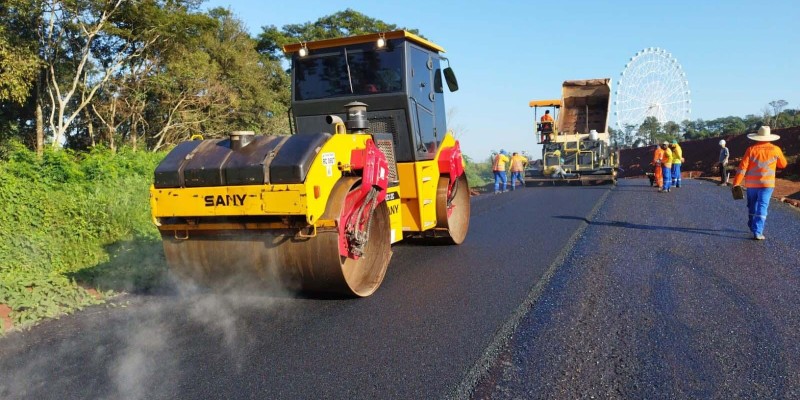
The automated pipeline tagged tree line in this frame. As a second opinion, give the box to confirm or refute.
[610,100,799,148]
[0,2,411,155]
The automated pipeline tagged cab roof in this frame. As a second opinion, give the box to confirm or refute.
[283,30,445,54]
[528,99,561,108]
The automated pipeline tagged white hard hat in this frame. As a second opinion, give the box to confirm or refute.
[719,139,726,146]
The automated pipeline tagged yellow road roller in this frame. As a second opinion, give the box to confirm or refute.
[149,31,469,297]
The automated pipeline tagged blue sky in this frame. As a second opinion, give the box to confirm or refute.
[205,0,799,160]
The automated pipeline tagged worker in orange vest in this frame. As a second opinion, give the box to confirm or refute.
[509,152,528,190]
[541,110,554,123]
[732,126,787,240]
[492,150,510,194]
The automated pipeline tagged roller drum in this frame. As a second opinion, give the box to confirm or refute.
[162,181,392,297]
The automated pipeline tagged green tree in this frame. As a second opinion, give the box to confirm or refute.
[663,121,680,137]
[0,0,44,151]
[638,116,662,144]
[85,0,213,150]
[143,8,289,150]
[0,25,38,105]
[769,100,788,128]
[37,0,154,148]
[608,126,621,148]
[742,114,764,133]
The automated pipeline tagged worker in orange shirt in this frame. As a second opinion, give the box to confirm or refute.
[652,143,665,191]
[732,126,787,240]
[540,110,555,143]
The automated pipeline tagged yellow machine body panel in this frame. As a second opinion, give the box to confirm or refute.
[150,184,307,217]
[394,133,459,233]
[151,133,379,226]
[385,187,402,244]
[149,132,445,245]
[528,99,561,108]
[283,30,445,54]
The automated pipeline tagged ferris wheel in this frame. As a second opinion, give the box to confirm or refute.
[615,47,691,130]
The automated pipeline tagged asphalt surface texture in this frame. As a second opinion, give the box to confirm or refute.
[0,184,608,400]
[473,178,800,399]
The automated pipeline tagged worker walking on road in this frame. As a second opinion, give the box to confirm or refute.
[718,139,730,186]
[670,139,684,188]
[509,152,528,190]
[493,150,510,194]
[732,126,787,240]
[659,141,673,192]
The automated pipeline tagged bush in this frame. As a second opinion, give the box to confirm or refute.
[0,145,166,332]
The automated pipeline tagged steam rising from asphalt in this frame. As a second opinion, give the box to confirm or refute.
[0,271,293,400]
[106,275,290,400]
[113,320,171,400]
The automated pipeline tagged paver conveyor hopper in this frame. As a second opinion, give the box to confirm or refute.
[527,79,618,185]
[149,31,469,296]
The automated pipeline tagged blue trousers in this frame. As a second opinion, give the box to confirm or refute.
[746,187,774,236]
[671,164,682,187]
[661,165,672,190]
[494,171,507,193]
[510,171,524,189]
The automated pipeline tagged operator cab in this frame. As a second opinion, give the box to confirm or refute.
[284,31,458,163]
[528,99,561,144]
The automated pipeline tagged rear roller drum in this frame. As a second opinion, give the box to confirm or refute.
[435,174,470,244]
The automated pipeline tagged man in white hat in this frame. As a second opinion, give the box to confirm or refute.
[731,126,788,240]
[718,139,730,186]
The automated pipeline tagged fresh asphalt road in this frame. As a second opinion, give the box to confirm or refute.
[0,184,608,400]
[474,178,800,399]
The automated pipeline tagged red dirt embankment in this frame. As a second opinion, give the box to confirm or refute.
[619,127,800,206]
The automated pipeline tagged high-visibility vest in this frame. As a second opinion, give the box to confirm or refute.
[541,114,553,122]
[660,148,673,167]
[653,147,664,165]
[510,155,528,172]
[733,142,787,188]
[493,154,509,172]
[671,144,683,164]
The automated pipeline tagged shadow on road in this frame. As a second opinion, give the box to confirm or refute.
[554,215,750,239]
[68,235,171,294]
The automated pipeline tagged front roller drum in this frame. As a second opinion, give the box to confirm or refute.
[161,180,392,297]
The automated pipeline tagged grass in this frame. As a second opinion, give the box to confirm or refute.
[0,142,168,333]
